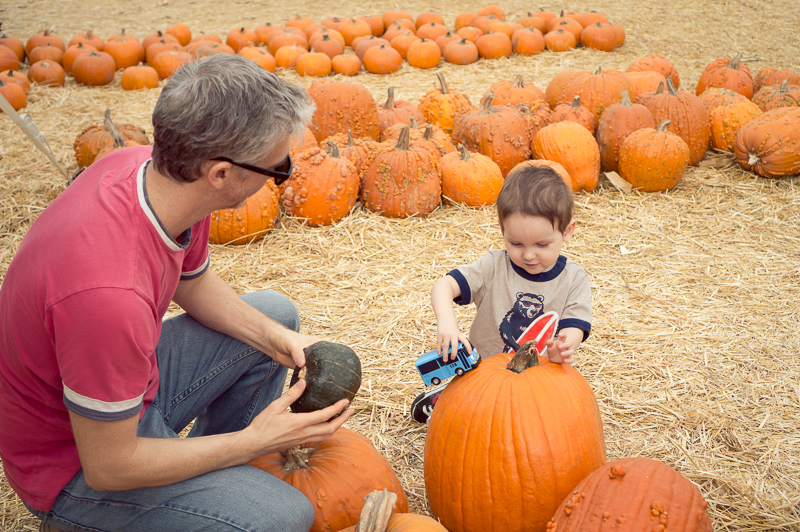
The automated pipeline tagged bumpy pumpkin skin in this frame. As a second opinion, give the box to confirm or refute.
[424,346,606,532]
[560,66,634,122]
[545,457,713,532]
[249,427,410,532]
[596,91,655,172]
[733,107,800,178]
[696,53,754,99]
[209,180,280,245]
[618,121,690,192]
[751,79,800,112]
[418,71,474,135]
[533,121,601,192]
[73,115,149,168]
[626,54,681,88]
[307,80,381,142]
[289,341,361,413]
[282,144,360,227]
[709,101,762,152]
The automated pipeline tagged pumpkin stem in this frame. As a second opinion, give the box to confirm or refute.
[656,119,671,132]
[779,79,789,94]
[409,116,418,129]
[728,52,742,70]
[103,109,127,149]
[384,87,396,110]
[480,91,495,114]
[346,130,355,147]
[326,140,340,158]
[595,65,603,75]
[436,71,450,94]
[396,126,410,151]
[422,123,434,140]
[282,445,314,471]
[353,490,397,532]
[571,95,582,108]
[457,143,471,160]
[747,151,760,166]
[655,81,665,94]
[506,341,541,373]
[513,74,525,88]
[666,77,678,96]
[620,90,631,106]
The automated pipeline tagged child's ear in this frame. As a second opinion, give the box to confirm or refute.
[498,217,504,234]
[562,219,577,241]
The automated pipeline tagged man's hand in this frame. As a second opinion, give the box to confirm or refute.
[242,379,354,456]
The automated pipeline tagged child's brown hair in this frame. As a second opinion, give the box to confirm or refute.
[496,165,574,233]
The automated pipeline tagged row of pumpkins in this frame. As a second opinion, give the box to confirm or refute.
[68,52,800,245]
[0,5,626,98]
[245,342,713,532]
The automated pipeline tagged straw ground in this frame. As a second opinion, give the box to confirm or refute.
[1,0,799,530]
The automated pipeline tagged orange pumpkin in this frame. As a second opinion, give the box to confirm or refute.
[698,87,750,115]
[0,69,30,93]
[488,74,545,109]
[104,30,145,69]
[545,457,713,532]
[363,44,403,74]
[0,78,26,112]
[290,126,319,156]
[452,92,531,177]
[27,60,65,86]
[510,27,545,55]
[618,120,690,192]
[151,49,189,79]
[442,38,479,65]
[28,43,64,65]
[360,126,441,218]
[517,101,552,146]
[440,144,503,207]
[295,51,332,77]
[331,53,362,76]
[310,34,343,59]
[550,95,595,133]
[62,42,97,74]
[434,32,460,54]
[72,51,116,86]
[0,32,25,62]
[359,15,385,37]
[696,52,754,99]
[416,123,456,157]
[544,29,576,52]
[73,109,149,168]
[626,54,680,88]
[418,72,474,136]
[322,130,376,175]
[225,26,258,52]
[166,23,192,46]
[307,80,381,142]
[274,43,306,69]
[751,79,800,112]
[639,78,711,166]
[415,22,449,41]
[337,490,447,532]
[733,107,800,178]
[533,121,601,192]
[121,65,159,90]
[378,87,426,138]
[579,22,617,51]
[237,46,276,72]
[282,143,359,226]
[475,31,512,59]
[250,427,409,532]
[354,36,391,60]
[560,66,634,122]
[544,70,579,108]
[624,70,667,101]
[25,29,65,57]
[406,38,441,69]
[209,180,281,245]
[517,12,548,33]
[68,29,105,51]
[710,100,762,152]
[753,66,800,92]
[596,91,655,172]
[424,343,606,532]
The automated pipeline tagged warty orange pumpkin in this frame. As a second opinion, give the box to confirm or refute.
[618,120,690,192]
[307,80,381,142]
[733,107,800,178]
[418,71,474,136]
[596,90,656,172]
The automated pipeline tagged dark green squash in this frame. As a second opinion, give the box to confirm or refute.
[290,341,362,413]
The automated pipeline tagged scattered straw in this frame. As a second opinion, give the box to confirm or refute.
[2,0,799,530]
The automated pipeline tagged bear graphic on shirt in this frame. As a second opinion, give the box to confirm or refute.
[500,292,545,352]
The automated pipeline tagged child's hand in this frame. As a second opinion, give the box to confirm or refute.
[546,331,575,365]
[437,327,471,362]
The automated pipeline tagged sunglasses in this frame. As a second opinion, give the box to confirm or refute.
[212,155,293,186]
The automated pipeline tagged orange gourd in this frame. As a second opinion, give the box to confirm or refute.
[618,120,690,192]
[406,38,440,69]
[68,29,104,51]
[624,70,667,100]
[0,69,30,93]
[579,22,617,51]
[225,26,257,52]
[698,87,750,115]
[696,52,754,99]
[533,121,601,192]
[363,44,403,75]
[442,38,478,65]
[331,53,361,76]
[28,60,65,86]
[710,100,762,152]
[440,144,503,206]
[151,49,189,79]
[307,80,380,142]
[596,90,656,172]
[295,51,332,77]
[282,142,359,226]
[104,30,145,69]
[733,107,800,178]
[360,126,441,218]
[751,79,800,111]
[452,92,531,177]
[417,72,474,135]
[238,46,276,72]
[424,343,606,532]
[209,180,281,245]
[166,23,192,46]
[475,31,512,59]
[560,66,634,122]
[753,66,800,92]
[121,65,159,90]
[0,78,26,112]
[337,490,447,532]
[510,27,545,55]
[543,28,576,52]
[250,427,409,532]
[72,51,116,86]
[545,457,713,532]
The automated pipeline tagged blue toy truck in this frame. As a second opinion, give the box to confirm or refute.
[415,342,480,386]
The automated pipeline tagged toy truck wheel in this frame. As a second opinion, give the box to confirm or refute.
[431,377,441,385]
[456,368,465,376]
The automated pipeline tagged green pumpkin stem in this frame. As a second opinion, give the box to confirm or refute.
[506,341,541,373]
[282,445,314,471]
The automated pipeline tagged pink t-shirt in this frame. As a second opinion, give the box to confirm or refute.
[0,145,210,511]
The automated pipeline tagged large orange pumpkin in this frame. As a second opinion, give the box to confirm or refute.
[733,107,800,178]
[209,180,281,245]
[559,66,633,122]
[696,52,754,99]
[639,78,710,166]
[281,143,360,227]
[751,79,800,112]
[451,92,531,177]
[417,71,474,136]
[533,120,601,192]
[424,342,607,532]
[307,80,381,142]
[360,126,441,218]
[546,457,713,532]
[249,427,409,532]
[439,144,503,207]
[618,120,690,192]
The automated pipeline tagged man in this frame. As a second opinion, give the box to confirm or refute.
[0,54,351,531]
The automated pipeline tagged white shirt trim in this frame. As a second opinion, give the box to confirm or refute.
[63,384,144,413]
[136,160,183,252]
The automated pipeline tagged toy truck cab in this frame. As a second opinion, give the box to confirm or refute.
[415,342,480,386]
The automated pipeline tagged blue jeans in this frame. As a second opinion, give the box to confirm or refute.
[28,291,315,532]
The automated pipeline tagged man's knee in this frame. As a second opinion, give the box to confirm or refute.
[241,291,300,332]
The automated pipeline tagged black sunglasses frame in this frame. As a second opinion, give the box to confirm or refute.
[211,155,293,186]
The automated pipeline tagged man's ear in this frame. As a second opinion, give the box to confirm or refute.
[205,160,233,190]
[562,218,577,242]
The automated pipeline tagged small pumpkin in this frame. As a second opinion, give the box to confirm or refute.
[209,180,281,245]
[696,52,754,99]
[73,109,149,168]
[289,341,361,413]
[550,95,595,133]
[475,31,512,59]
[560,66,634,122]
[68,29,104,51]
[250,427,409,532]
[544,29,577,52]
[295,51,332,77]
[120,65,159,90]
[624,70,667,100]
[72,50,116,86]
[25,29,65,57]
[510,27,545,55]
[406,38,441,69]
[545,457,713,532]
[596,90,656,172]
[0,78,26,112]
[63,42,97,74]
[0,27,25,62]
[274,43,306,69]
[378,86,426,137]
[225,26,258,52]
[310,34,343,59]
[442,38,479,65]
[434,32,460,54]
[337,490,447,532]
[104,29,145,69]
[709,100,762,152]
[363,44,403,75]
[166,23,192,46]
[28,43,64,65]
[439,144,504,207]
[331,53,362,76]
[618,120,690,192]
[698,87,750,115]
[488,74,545,109]
[418,71,474,136]
[579,22,617,51]
[27,60,65,86]
[0,69,30,93]
[416,22,449,41]
[151,49,189,79]
[389,31,419,60]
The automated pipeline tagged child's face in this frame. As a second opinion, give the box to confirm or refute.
[500,213,575,275]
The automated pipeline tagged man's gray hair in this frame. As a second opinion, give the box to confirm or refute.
[151,54,315,182]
